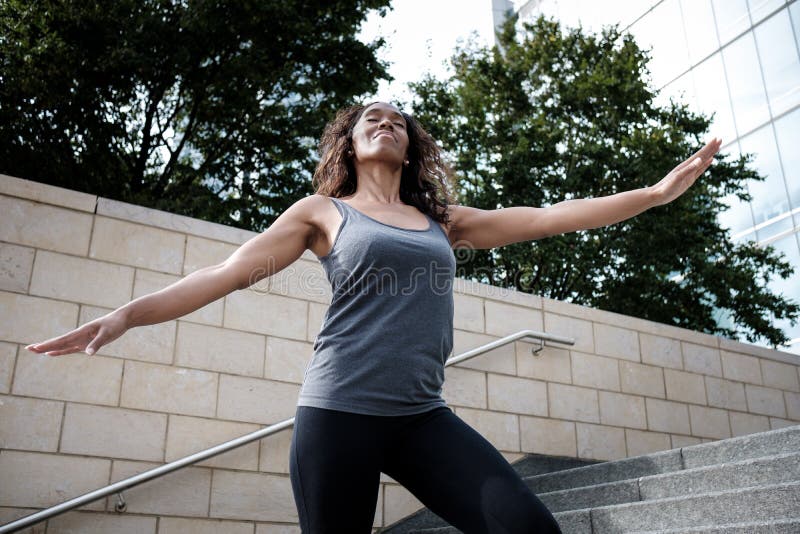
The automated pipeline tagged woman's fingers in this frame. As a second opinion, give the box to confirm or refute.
[26,326,95,354]
[674,138,721,174]
[42,346,84,357]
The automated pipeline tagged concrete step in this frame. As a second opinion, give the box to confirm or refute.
[525,425,800,494]
[538,450,800,513]
[628,519,800,533]
[585,480,800,533]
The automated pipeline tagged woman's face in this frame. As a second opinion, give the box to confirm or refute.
[350,102,409,167]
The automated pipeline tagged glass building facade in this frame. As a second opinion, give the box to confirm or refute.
[511,0,800,354]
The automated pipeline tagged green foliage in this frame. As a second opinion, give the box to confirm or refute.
[411,15,798,347]
[0,0,390,230]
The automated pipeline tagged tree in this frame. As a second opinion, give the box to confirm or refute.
[0,0,390,230]
[410,15,798,347]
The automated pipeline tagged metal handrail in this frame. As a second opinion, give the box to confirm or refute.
[0,328,574,533]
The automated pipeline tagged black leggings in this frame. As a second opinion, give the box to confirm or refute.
[289,405,562,534]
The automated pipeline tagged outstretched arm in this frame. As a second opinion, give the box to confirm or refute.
[447,138,722,249]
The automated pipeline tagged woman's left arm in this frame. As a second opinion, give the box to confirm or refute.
[449,138,722,249]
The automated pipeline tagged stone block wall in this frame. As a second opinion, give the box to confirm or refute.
[1,174,799,533]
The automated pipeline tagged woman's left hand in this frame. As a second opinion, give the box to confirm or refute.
[650,138,722,207]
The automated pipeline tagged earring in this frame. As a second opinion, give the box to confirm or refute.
[403,160,409,167]
[346,149,354,156]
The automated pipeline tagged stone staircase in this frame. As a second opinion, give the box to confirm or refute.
[381,425,800,533]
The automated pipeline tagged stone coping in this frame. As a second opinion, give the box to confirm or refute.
[3,174,797,365]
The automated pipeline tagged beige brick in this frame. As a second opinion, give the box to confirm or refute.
[120,361,217,417]
[0,508,46,533]
[110,460,210,517]
[224,290,307,340]
[646,398,690,435]
[761,359,800,392]
[89,216,185,274]
[721,350,763,385]
[729,411,771,437]
[459,278,542,309]
[456,407,520,451]
[176,321,264,377]
[576,423,626,460]
[183,235,238,275]
[620,361,665,399]
[516,344,571,384]
[95,197,254,246]
[543,313,593,353]
[218,375,300,424]
[265,337,313,384]
[159,517,253,534]
[0,243,35,293]
[682,342,722,377]
[640,333,682,370]
[13,353,122,406]
[384,483,424,526]
[0,292,78,347]
[0,395,63,451]
[549,383,600,423]
[60,404,166,461]
[166,415,260,471]
[787,392,800,421]
[441,366,486,409]
[689,405,731,439]
[520,416,576,457]
[0,451,108,510]
[1,175,96,211]
[487,374,547,416]
[0,342,15,393]
[572,351,620,391]
[453,292,484,332]
[255,525,301,534]
[594,323,640,362]
[671,435,702,448]
[259,427,293,475]
[745,384,787,418]
[770,417,798,429]
[599,391,647,430]
[29,251,134,309]
[451,330,516,375]
[133,269,223,327]
[246,257,330,305]
[46,511,157,533]
[307,302,328,343]
[210,470,297,523]
[484,300,543,337]
[664,369,707,405]
[0,195,93,255]
[80,305,175,365]
[626,429,671,457]
[705,376,748,411]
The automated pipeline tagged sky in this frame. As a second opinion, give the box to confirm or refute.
[356,0,503,104]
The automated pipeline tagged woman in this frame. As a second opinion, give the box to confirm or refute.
[25,101,721,533]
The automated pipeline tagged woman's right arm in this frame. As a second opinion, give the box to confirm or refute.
[25,195,322,356]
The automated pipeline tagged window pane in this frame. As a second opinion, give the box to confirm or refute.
[754,9,800,116]
[723,32,771,135]
[747,0,786,25]
[718,191,755,235]
[774,107,800,210]
[792,0,800,51]
[692,53,738,140]
[713,0,752,45]
[756,214,793,241]
[739,125,790,225]
[765,232,800,352]
[629,0,690,88]
[681,0,720,64]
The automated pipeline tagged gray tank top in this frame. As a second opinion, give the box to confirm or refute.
[298,196,456,415]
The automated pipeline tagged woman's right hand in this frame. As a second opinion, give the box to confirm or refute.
[24,310,130,357]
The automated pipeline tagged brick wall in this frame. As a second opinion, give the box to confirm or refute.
[1,173,799,533]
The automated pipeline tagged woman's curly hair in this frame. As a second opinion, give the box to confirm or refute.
[311,102,456,226]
